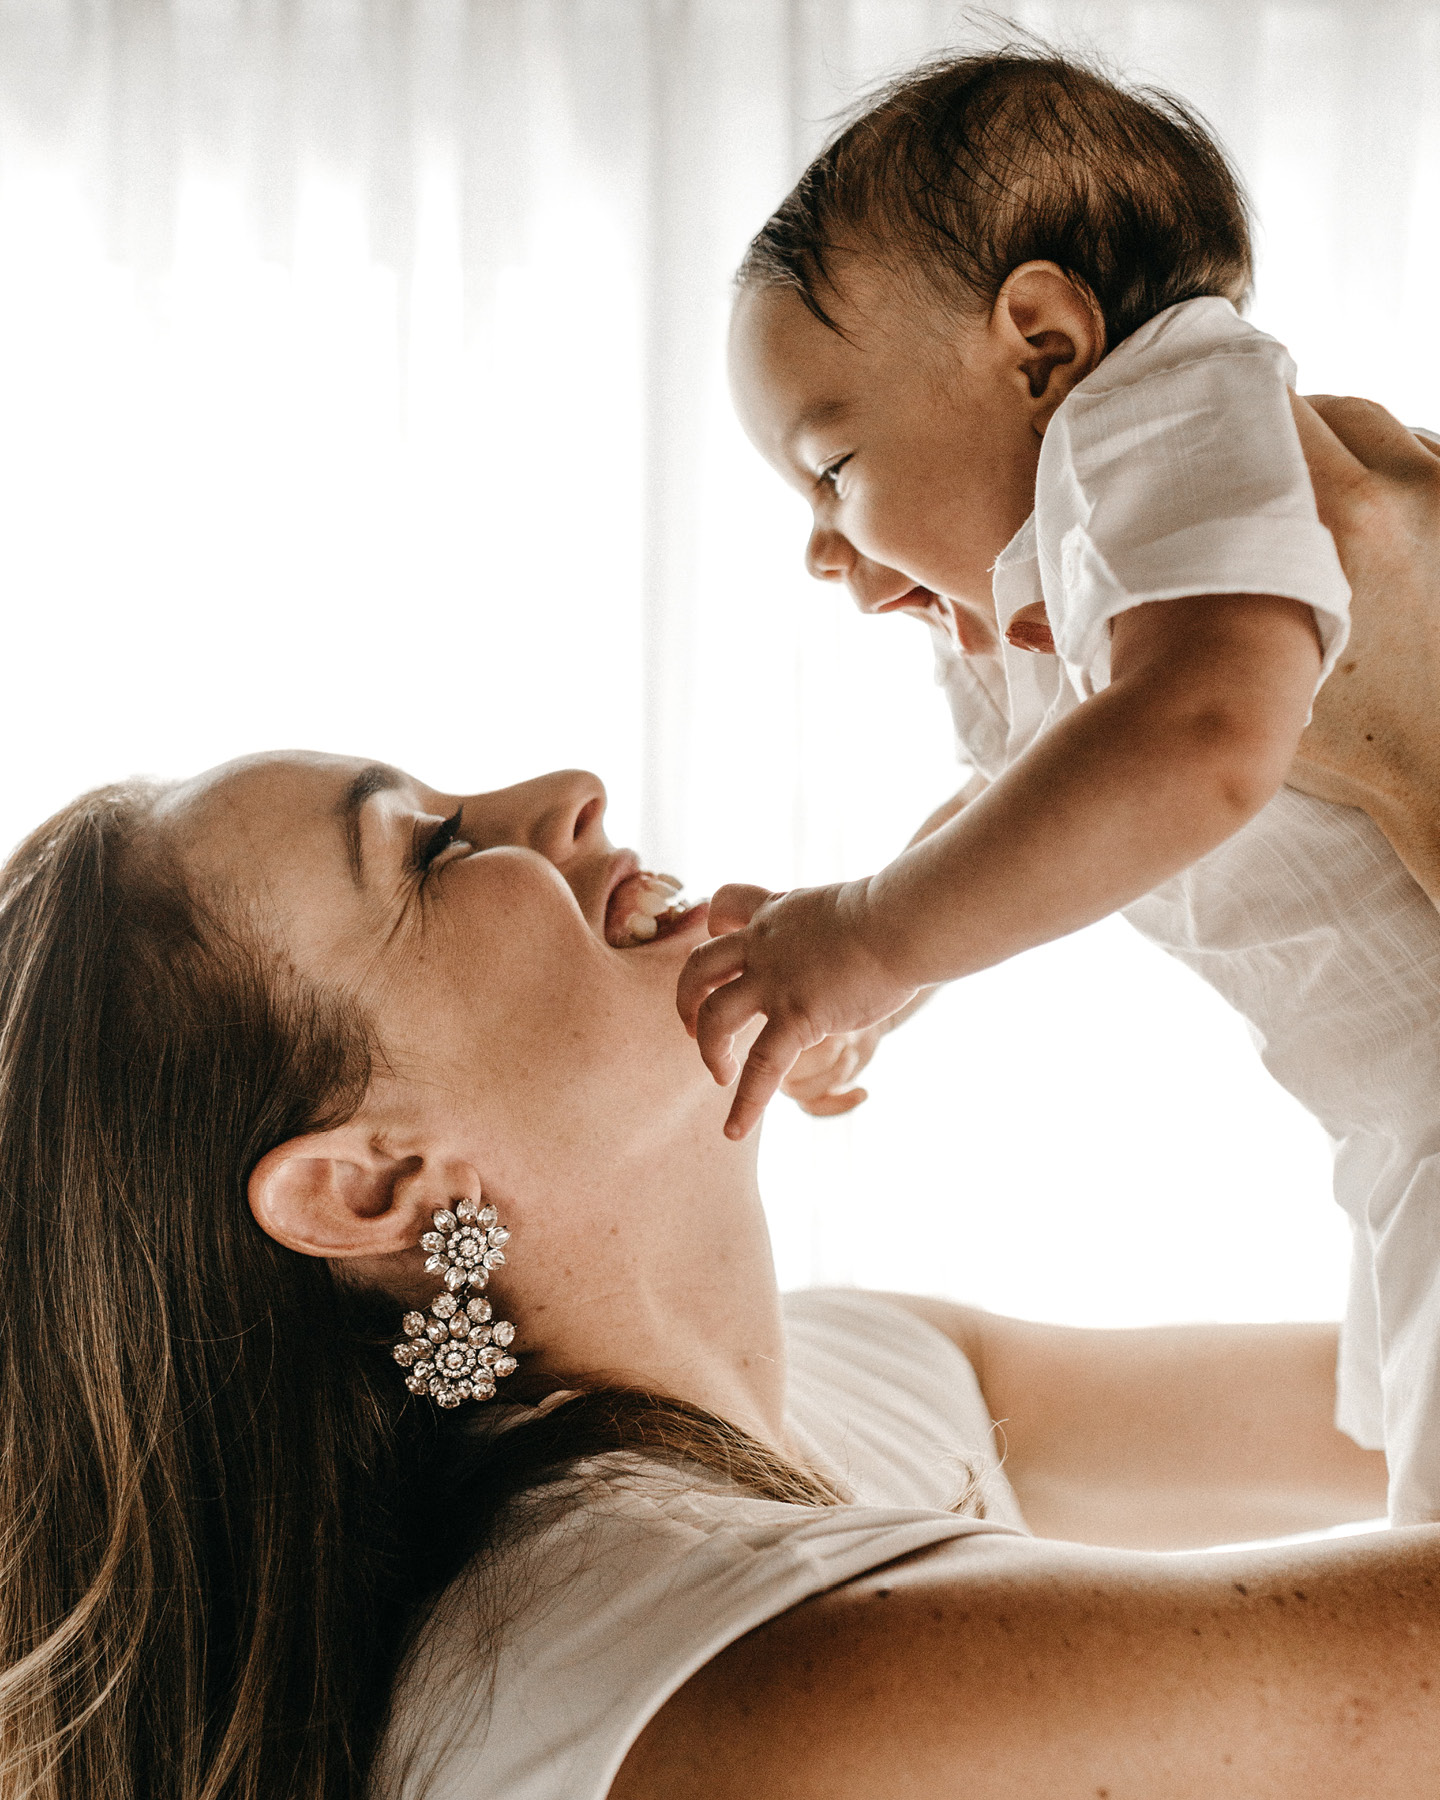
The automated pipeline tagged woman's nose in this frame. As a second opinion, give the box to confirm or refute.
[489,769,608,865]
[805,523,853,583]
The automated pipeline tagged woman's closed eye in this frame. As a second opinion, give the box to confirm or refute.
[411,807,470,879]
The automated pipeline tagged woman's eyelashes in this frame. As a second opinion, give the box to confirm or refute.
[412,806,470,878]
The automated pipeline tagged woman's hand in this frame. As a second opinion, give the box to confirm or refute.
[1288,395,1440,904]
[676,881,922,1139]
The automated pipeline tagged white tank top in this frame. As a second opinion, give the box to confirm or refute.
[375,1289,1025,1800]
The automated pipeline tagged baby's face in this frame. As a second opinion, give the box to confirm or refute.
[729,265,1048,646]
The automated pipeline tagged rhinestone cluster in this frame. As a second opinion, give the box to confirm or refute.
[392,1198,517,1408]
[421,1197,510,1291]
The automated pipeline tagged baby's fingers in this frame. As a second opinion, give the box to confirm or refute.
[676,932,749,1036]
[796,1086,869,1118]
[782,1038,857,1103]
[693,974,768,1086]
[724,1018,808,1141]
[708,882,780,936]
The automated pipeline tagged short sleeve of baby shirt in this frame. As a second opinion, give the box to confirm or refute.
[376,1290,1024,1800]
[1036,297,1351,693]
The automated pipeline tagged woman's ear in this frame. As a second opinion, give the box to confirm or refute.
[248,1127,473,1259]
[992,261,1106,429]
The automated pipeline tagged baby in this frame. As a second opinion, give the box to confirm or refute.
[678,50,1440,1522]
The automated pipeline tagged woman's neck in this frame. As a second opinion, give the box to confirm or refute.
[506,1103,793,1456]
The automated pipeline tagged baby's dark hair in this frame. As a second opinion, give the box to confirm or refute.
[739,48,1253,351]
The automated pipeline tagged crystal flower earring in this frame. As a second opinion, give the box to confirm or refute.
[391,1197,518,1408]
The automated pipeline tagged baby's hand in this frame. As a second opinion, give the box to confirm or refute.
[676,881,919,1140]
[780,1025,886,1116]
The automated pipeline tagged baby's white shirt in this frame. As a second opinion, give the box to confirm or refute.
[1025,294,1351,698]
[931,299,1440,1523]
[936,296,1353,781]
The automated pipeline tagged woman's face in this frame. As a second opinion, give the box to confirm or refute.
[157,752,732,1246]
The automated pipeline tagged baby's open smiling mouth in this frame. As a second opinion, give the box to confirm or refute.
[875,584,937,615]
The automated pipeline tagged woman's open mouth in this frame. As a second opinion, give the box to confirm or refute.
[604,868,703,948]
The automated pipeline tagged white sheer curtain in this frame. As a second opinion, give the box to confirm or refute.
[3,0,1436,1319]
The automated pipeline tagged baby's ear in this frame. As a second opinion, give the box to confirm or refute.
[993,262,1105,421]
[248,1128,467,1259]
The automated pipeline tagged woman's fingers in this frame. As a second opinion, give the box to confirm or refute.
[1291,393,1440,538]
[1302,393,1440,478]
[1289,390,1364,469]
[1292,392,1440,589]
[1288,393,1373,537]
[1291,394,1409,549]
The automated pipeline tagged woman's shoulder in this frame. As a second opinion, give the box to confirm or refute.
[610,1524,1440,1800]
[781,1286,1023,1525]
[378,1463,1006,1800]
[374,1291,1018,1800]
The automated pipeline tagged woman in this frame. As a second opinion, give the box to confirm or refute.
[2,399,1438,1800]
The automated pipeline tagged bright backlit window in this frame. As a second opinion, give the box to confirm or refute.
[3,0,1435,1321]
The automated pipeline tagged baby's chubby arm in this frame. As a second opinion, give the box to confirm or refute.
[678,591,1321,1139]
[776,774,990,1116]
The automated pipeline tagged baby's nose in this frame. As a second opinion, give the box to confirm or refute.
[804,524,851,582]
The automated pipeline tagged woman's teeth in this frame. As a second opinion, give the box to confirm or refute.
[608,871,688,947]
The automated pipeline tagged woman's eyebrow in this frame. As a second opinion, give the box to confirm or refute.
[340,763,403,884]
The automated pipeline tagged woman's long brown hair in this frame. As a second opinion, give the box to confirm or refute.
[0,781,843,1799]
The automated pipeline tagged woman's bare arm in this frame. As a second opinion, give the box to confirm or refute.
[887,1295,1386,1549]
[611,1525,1440,1800]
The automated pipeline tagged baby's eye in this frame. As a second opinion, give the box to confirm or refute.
[817,454,853,491]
